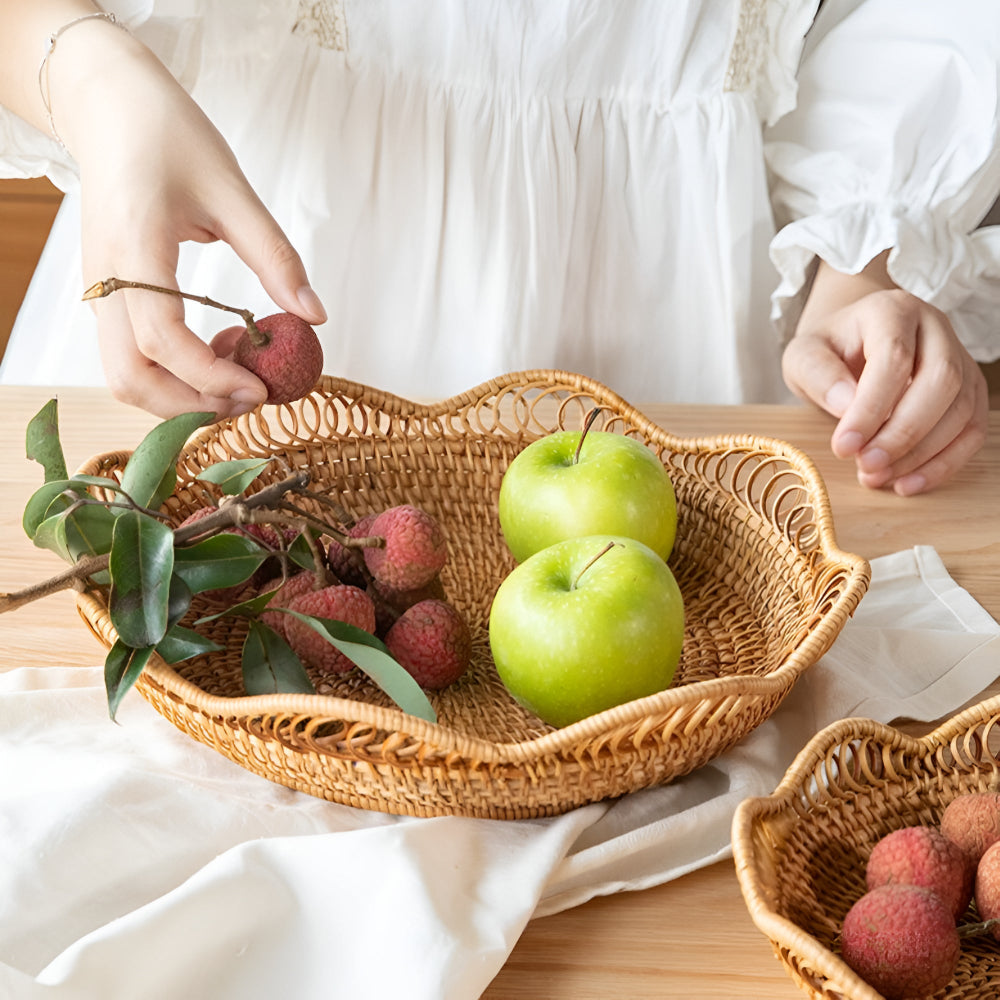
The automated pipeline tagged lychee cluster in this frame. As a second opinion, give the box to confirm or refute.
[839,791,1000,999]
[263,503,471,690]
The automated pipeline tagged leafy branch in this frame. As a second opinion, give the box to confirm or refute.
[3,399,436,724]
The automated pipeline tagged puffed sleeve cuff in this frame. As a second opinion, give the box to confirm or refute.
[765,0,1000,364]
[769,199,1000,367]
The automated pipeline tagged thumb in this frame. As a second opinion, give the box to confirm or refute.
[782,334,857,419]
[217,189,327,326]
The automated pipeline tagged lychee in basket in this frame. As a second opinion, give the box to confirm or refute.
[732,696,1000,1000]
[74,370,870,819]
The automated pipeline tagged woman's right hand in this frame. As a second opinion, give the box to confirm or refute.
[46,12,326,419]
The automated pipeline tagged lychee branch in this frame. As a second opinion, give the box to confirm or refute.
[0,471,330,614]
[83,277,264,344]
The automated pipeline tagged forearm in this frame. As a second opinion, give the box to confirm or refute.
[0,0,104,133]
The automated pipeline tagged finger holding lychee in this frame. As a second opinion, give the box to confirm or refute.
[85,277,325,412]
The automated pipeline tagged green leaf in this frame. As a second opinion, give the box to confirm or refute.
[282,610,437,723]
[155,624,224,664]
[64,503,118,561]
[197,458,273,496]
[25,398,68,482]
[166,574,194,626]
[108,510,176,648]
[119,411,214,511]
[23,478,123,542]
[32,510,73,562]
[242,619,316,695]
[286,531,318,571]
[194,586,283,624]
[23,480,78,540]
[171,533,268,594]
[70,473,130,493]
[105,640,155,721]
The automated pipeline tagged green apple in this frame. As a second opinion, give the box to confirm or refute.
[488,535,684,727]
[498,426,677,564]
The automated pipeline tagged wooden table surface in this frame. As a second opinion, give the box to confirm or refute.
[2,386,999,999]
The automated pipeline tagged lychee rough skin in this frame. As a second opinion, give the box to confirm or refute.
[281,585,376,674]
[232,312,324,405]
[259,571,320,640]
[866,825,974,921]
[363,504,448,592]
[941,791,1000,866]
[326,513,378,588]
[840,884,960,1000]
[974,839,1000,940]
[384,599,472,690]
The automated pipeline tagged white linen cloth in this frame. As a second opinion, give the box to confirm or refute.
[1,545,998,999]
[3,1,1000,403]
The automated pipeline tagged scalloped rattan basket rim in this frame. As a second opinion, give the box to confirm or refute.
[75,370,871,764]
[731,692,1000,1000]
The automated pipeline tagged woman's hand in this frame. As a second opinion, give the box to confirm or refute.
[22,9,326,419]
[782,251,988,496]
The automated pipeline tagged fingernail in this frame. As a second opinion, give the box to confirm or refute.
[834,430,865,457]
[894,473,927,497]
[825,380,855,417]
[231,400,258,417]
[857,447,890,473]
[297,285,327,323]
[232,388,264,406]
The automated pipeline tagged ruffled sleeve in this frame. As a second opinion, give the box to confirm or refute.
[0,0,194,192]
[765,0,1000,362]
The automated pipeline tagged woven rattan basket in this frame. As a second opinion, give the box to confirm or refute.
[74,370,869,819]
[733,697,1000,1000]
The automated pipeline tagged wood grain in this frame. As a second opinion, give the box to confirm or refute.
[1,388,997,998]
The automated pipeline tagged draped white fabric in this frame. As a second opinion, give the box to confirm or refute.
[3,1,998,404]
[0,547,998,998]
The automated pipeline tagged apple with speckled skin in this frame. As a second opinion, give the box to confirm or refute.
[488,535,684,727]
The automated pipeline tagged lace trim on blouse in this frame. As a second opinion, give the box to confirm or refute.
[724,0,767,94]
[293,0,348,51]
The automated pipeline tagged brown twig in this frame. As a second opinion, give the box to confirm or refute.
[83,277,264,345]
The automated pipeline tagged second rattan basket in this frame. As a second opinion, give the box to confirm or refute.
[74,370,869,819]
[733,697,1000,1000]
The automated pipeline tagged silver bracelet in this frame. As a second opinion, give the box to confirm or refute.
[37,10,129,150]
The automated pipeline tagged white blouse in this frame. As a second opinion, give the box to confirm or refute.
[2,0,999,405]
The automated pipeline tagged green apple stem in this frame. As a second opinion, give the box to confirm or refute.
[82,276,263,343]
[573,540,618,589]
[573,407,603,465]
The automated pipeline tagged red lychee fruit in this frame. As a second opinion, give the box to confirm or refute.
[232,312,323,405]
[840,885,960,1000]
[974,839,1000,939]
[363,504,447,592]
[282,584,376,674]
[941,791,1000,867]
[326,513,378,588]
[866,825,974,920]
[369,575,447,637]
[383,599,472,690]
[259,570,321,640]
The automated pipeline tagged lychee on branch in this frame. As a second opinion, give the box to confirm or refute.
[84,276,324,405]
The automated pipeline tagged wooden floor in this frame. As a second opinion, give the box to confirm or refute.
[0,176,998,404]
